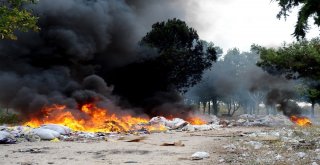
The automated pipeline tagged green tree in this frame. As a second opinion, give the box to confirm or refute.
[274,0,320,39]
[107,19,219,110]
[255,38,320,117]
[140,18,218,91]
[255,38,320,80]
[0,0,39,40]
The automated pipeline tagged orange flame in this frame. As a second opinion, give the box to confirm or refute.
[290,115,312,126]
[24,104,160,133]
[187,117,207,125]
[24,104,207,133]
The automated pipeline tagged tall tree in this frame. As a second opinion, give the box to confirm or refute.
[106,18,218,110]
[140,18,217,91]
[274,0,320,39]
[0,0,39,40]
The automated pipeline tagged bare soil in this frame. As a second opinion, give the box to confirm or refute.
[0,127,271,165]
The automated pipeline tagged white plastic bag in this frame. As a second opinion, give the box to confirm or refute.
[31,128,60,140]
[191,151,210,160]
[41,124,71,135]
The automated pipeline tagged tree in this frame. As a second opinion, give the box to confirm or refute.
[296,81,320,117]
[274,0,320,39]
[0,0,39,40]
[255,38,320,117]
[255,38,320,80]
[185,48,269,116]
[140,18,217,91]
[106,19,218,110]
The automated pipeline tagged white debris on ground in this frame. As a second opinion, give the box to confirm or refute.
[221,124,320,164]
[2,114,320,164]
[191,151,210,160]
[149,115,222,131]
[0,115,222,144]
[0,114,304,145]
[235,114,294,127]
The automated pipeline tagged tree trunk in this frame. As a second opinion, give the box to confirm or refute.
[203,102,207,114]
[212,99,219,115]
[311,101,315,118]
[227,102,231,116]
[208,101,211,115]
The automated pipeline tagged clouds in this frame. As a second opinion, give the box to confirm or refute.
[185,0,319,51]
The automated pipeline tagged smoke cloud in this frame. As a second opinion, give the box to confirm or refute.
[0,0,192,119]
[185,49,302,117]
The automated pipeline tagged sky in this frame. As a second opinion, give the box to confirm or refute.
[183,0,319,52]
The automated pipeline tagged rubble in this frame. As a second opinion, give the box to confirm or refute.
[245,141,263,149]
[149,117,188,130]
[0,116,223,144]
[160,140,185,147]
[235,114,293,127]
[1,114,319,164]
[0,130,16,144]
[191,151,210,160]
[297,152,306,158]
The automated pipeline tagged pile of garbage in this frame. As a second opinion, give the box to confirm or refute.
[0,114,298,144]
[235,114,294,127]
[221,127,320,164]
[0,116,222,144]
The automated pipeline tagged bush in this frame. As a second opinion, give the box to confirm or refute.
[0,112,21,124]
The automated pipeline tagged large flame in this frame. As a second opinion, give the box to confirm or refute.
[24,104,155,132]
[290,115,312,126]
[24,104,206,133]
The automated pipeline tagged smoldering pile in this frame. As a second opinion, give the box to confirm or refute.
[0,116,222,144]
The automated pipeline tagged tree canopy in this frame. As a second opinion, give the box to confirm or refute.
[274,0,320,39]
[0,0,39,40]
[255,38,320,116]
[140,18,218,91]
[255,38,320,80]
[106,18,219,109]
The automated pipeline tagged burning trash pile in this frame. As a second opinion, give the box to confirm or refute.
[0,118,220,144]
[233,114,313,127]
[0,104,223,144]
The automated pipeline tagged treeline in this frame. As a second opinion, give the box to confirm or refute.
[185,39,320,117]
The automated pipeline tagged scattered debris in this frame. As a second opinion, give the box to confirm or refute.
[160,140,184,147]
[0,131,16,144]
[297,152,306,158]
[191,151,210,160]
[245,141,263,150]
[125,136,147,142]
[16,147,50,154]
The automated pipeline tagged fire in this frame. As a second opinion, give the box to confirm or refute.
[24,103,207,133]
[290,115,312,126]
[187,117,207,125]
[24,104,153,133]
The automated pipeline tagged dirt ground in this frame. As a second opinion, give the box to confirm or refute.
[0,127,272,165]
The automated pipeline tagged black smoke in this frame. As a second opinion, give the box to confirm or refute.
[0,0,193,119]
[185,49,303,117]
